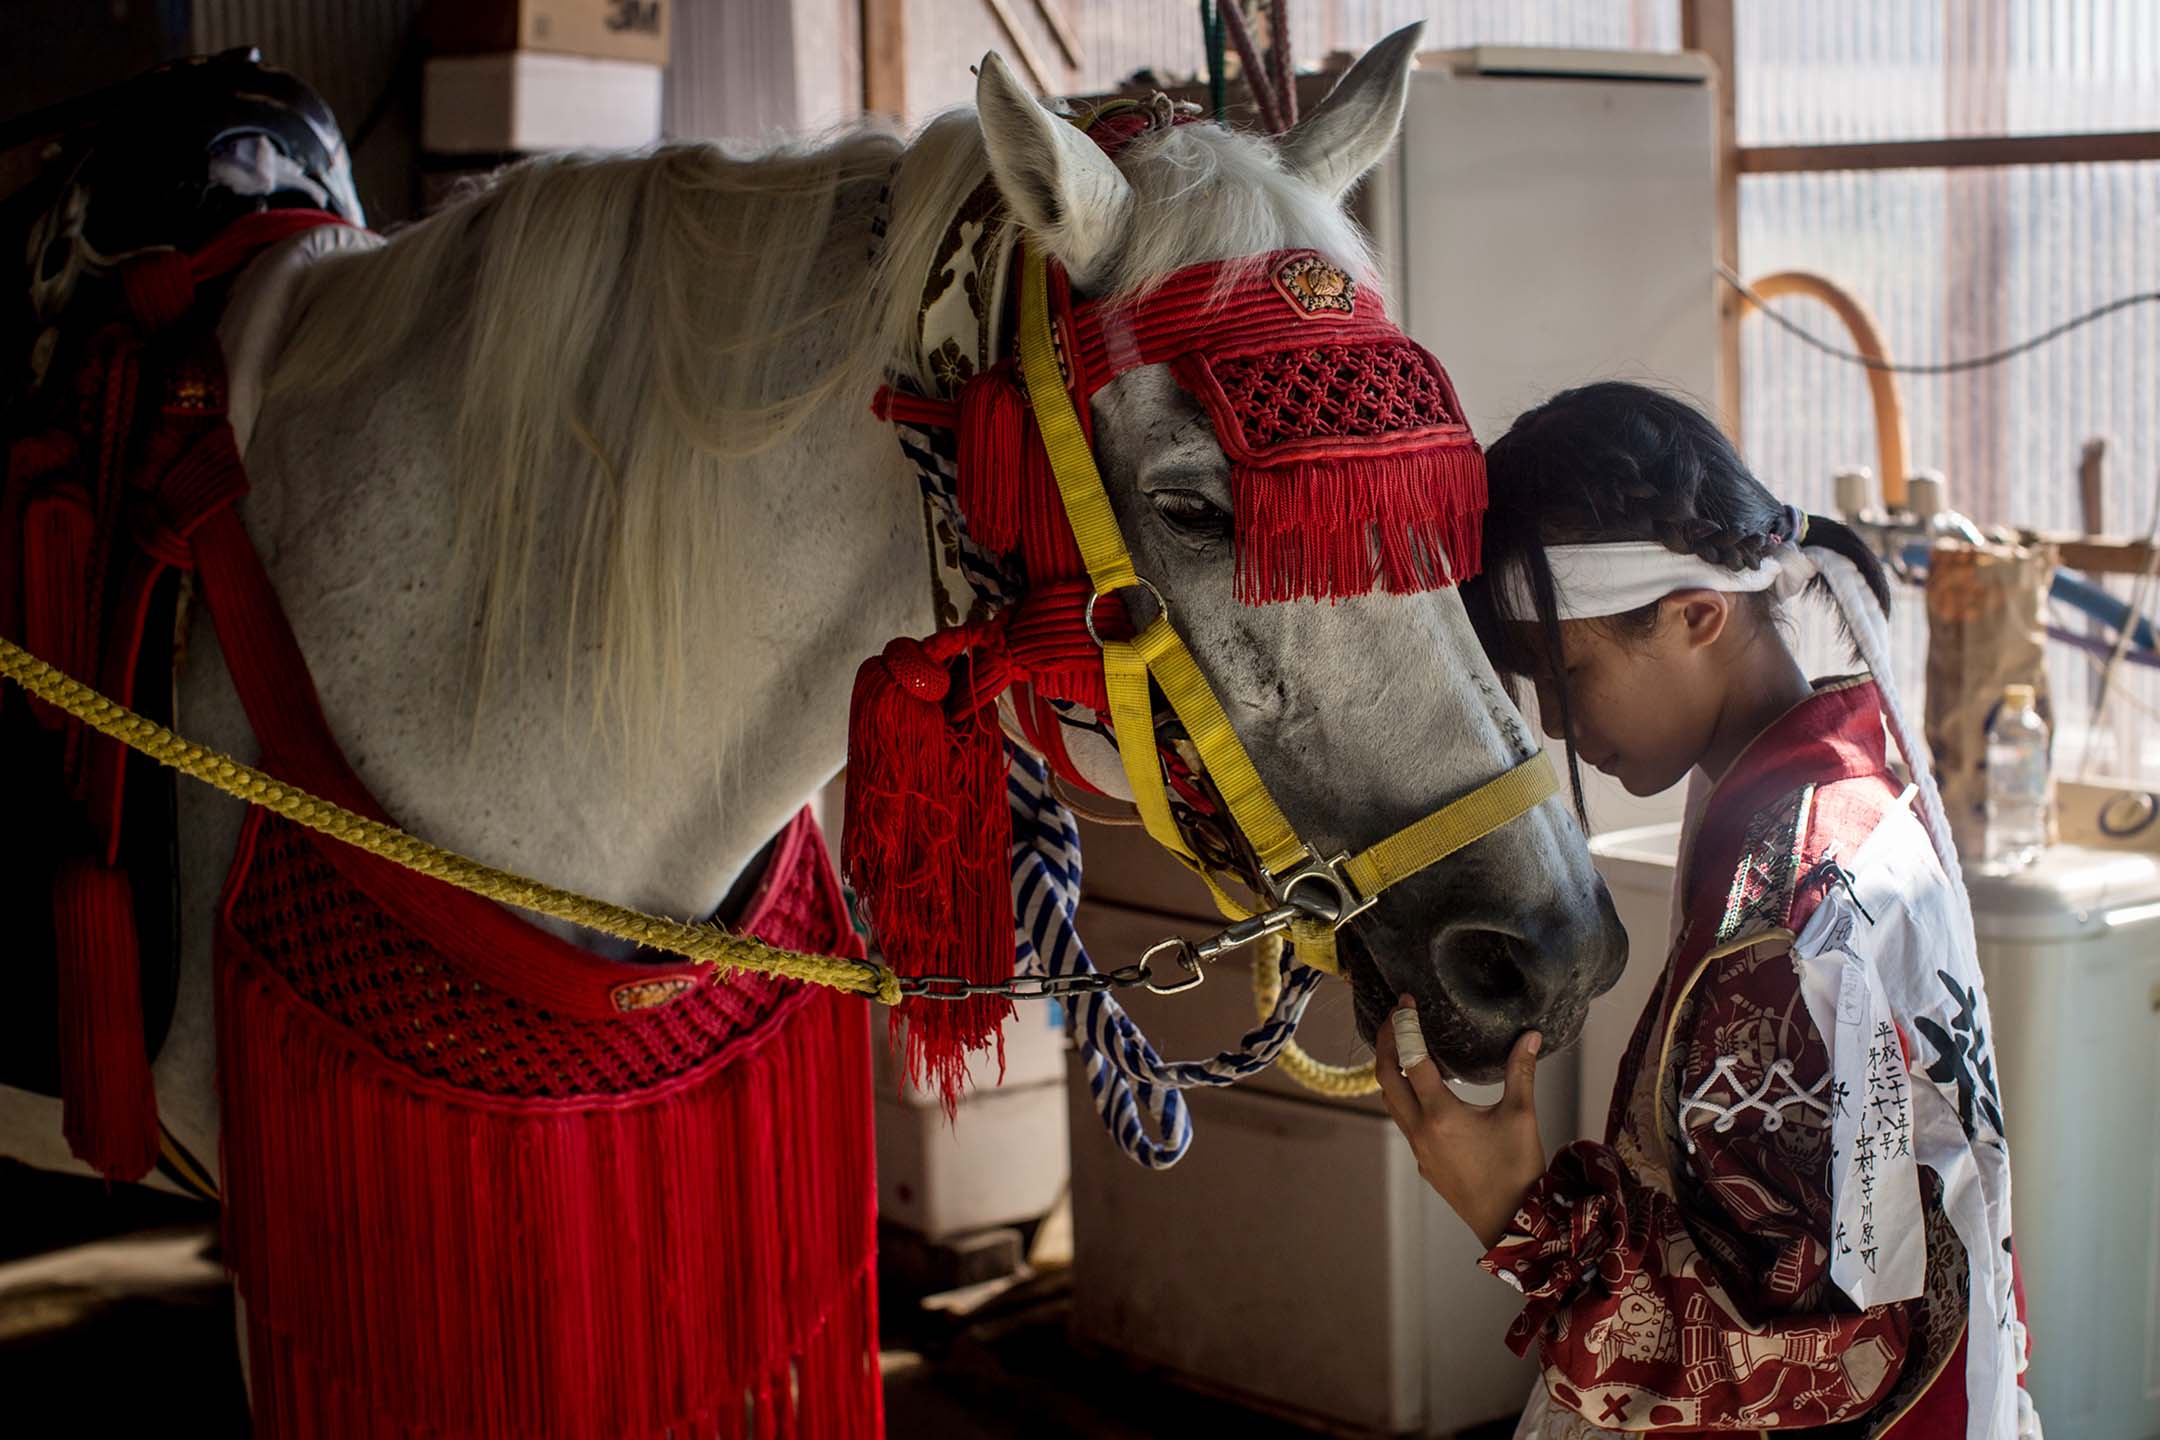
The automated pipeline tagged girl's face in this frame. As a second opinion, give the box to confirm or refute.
[1515,592,1733,797]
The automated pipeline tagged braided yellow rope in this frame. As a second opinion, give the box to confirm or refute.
[0,636,901,1005]
[1250,935,1379,1097]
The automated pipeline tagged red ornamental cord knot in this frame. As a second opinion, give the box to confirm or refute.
[121,251,197,333]
[877,635,950,702]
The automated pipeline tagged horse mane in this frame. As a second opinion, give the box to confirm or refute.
[265,108,1376,758]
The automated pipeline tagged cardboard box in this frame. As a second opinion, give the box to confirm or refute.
[423,52,662,154]
[428,0,669,67]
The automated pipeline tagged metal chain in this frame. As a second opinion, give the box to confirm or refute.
[893,960,1154,1001]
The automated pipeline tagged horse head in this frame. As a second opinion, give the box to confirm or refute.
[970,26,1627,1080]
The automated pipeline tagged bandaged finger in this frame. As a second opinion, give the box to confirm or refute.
[1390,1005,1430,1074]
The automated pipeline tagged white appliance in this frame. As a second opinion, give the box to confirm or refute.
[1590,815,2160,1440]
[1366,44,1717,839]
[1066,47,1718,1436]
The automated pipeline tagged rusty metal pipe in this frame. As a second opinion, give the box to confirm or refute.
[1737,270,1912,512]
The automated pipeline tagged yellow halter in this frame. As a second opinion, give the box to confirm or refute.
[1013,244,1558,987]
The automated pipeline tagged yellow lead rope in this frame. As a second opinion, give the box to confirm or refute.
[0,635,902,1005]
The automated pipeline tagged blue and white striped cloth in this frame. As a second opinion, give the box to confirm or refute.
[1006,748,1329,1168]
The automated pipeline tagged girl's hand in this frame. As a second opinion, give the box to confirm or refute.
[1374,999,1547,1250]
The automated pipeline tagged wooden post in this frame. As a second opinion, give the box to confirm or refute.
[2078,439,2108,542]
[1682,0,1741,443]
[862,0,906,118]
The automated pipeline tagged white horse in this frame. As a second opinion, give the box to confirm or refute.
[6,14,1620,1369]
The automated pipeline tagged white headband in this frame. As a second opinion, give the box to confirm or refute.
[1496,507,1814,622]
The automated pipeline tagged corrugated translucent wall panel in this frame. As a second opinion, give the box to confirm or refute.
[1741,160,2160,778]
[1739,0,2160,145]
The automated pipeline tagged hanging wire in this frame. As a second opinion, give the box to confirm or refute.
[1720,263,2160,376]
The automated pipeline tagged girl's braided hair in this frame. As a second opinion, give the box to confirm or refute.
[1462,381,1891,814]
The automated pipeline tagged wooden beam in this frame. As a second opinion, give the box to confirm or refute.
[983,0,1057,95]
[2020,532,2158,577]
[1740,130,2160,174]
[861,0,906,118]
[1682,0,1741,443]
[1031,0,1085,72]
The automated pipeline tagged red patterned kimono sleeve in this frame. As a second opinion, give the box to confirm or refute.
[1477,947,1919,1431]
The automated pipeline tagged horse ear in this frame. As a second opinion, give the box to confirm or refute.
[975,51,1132,288]
[1278,22,1424,203]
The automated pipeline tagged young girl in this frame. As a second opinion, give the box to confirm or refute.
[1376,384,2035,1438]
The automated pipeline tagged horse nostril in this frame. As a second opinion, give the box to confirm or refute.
[1428,926,1543,1018]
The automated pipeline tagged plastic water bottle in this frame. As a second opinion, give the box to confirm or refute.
[1984,683,2051,867]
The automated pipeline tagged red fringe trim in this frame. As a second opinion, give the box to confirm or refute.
[54,858,159,1182]
[841,638,1012,1112]
[218,938,881,1440]
[1231,445,1487,605]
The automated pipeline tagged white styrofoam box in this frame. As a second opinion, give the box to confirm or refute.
[869,983,1069,1106]
[1583,824,1687,1144]
[1068,1049,1581,1436]
[423,52,662,155]
[876,1079,1069,1242]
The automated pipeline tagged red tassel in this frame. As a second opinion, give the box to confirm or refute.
[841,635,1013,1112]
[1232,445,1488,604]
[54,859,159,1182]
[21,486,95,731]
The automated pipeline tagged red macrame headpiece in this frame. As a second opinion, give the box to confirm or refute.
[850,244,1487,1107]
[1072,250,1485,601]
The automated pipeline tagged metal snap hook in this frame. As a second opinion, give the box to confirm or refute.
[1084,576,1167,648]
[1141,934,1206,994]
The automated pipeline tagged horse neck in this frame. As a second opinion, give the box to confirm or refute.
[224,169,933,936]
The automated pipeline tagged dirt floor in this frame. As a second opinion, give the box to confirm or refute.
[0,1159,1515,1438]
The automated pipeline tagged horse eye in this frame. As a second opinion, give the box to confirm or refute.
[1151,488,1231,537]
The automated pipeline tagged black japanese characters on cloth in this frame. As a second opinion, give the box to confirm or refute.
[1912,969,2006,1142]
